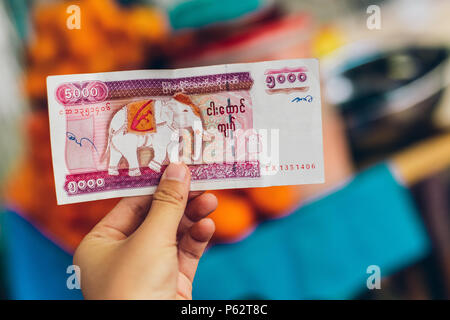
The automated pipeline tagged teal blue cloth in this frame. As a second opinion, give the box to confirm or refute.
[168,0,268,30]
[4,0,30,39]
[0,210,83,300]
[193,163,430,299]
[0,163,429,299]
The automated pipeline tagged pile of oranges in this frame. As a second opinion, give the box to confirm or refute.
[25,0,168,104]
[5,0,303,252]
[7,0,168,251]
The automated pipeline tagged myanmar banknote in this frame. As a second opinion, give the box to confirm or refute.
[47,59,324,204]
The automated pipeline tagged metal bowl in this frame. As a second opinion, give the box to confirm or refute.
[324,43,450,162]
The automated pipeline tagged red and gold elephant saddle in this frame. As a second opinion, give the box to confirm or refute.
[126,99,157,134]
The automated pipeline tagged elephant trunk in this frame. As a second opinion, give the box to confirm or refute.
[192,120,203,161]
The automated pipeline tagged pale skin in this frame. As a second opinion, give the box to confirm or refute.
[74,162,218,299]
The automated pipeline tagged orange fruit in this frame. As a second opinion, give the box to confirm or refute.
[23,68,47,100]
[208,190,256,242]
[127,7,168,42]
[246,186,302,218]
[32,2,66,33]
[28,33,58,64]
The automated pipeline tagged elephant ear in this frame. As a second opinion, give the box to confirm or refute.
[173,92,202,120]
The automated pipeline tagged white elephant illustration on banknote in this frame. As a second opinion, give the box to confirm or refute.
[104,92,203,176]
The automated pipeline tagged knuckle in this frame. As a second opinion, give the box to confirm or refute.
[153,184,185,207]
[182,247,202,260]
[126,200,150,220]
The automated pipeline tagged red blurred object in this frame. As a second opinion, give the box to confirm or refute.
[172,14,313,67]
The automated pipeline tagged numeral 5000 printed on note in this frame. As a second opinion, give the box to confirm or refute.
[47,59,324,204]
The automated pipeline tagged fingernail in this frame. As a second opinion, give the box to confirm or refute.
[162,163,187,182]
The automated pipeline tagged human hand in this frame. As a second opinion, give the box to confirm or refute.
[73,163,218,299]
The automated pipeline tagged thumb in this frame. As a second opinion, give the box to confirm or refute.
[135,162,190,243]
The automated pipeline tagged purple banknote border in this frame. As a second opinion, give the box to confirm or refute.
[64,161,260,196]
[56,72,254,106]
[105,72,254,99]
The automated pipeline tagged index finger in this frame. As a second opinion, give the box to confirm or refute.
[90,195,152,241]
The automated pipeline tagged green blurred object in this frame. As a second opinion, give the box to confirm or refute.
[162,0,272,30]
[3,0,29,40]
[0,1,27,185]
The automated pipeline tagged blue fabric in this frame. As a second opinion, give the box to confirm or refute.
[168,0,267,30]
[0,163,429,299]
[193,163,430,299]
[0,210,83,300]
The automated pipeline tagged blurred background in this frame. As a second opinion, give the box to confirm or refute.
[0,0,449,299]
